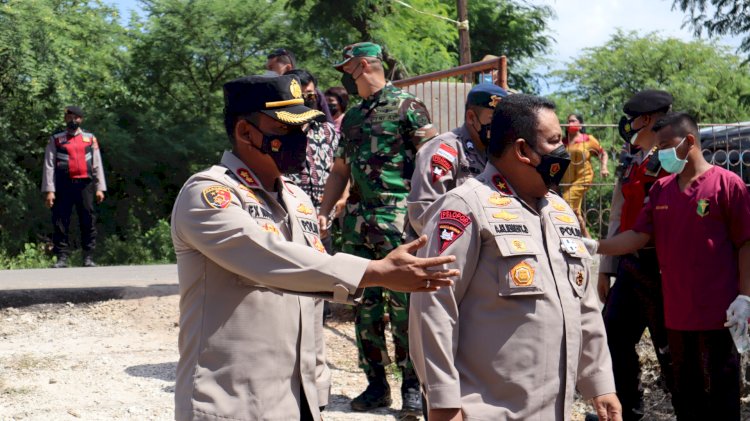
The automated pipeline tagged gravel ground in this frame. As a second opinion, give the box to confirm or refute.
[0,289,747,420]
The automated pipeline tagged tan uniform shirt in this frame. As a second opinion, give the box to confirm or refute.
[171,151,370,421]
[410,163,615,420]
[407,125,487,236]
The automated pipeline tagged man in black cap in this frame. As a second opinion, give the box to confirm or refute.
[41,105,106,268]
[408,83,508,236]
[170,74,459,421]
[597,89,676,420]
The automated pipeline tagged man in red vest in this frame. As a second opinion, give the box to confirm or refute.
[41,106,107,268]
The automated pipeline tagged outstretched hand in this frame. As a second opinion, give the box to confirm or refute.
[361,235,459,292]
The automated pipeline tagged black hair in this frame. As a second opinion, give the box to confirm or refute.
[267,48,296,68]
[284,69,317,88]
[324,86,349,113]
[488,94,556,158]
[652,112,701,144]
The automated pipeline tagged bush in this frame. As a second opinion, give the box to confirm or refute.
[97,216,175,266]
[0,243,54,269]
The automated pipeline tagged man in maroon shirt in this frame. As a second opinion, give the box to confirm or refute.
[593,112,750,421]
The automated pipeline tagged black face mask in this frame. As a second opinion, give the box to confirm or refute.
[530,143,571,188]
[341,72,358,96]
[247,121,309,175]
[328,104,339,115]
[618,115,643,144]
[66,121,79,131]
[341,63,361,96]
[304,98,317,109]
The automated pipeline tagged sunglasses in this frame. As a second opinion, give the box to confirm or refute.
[302,92,318,101]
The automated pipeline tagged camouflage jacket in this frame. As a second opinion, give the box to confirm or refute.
[337,82,435,210]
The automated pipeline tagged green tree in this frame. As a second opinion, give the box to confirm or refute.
[671,0,750,54]
[287,0,457,81]
[99,0,292,233]
[449,0,554,92]
[0,0,128,253]
[551,30,750,127]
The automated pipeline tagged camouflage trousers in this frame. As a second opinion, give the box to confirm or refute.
[342,207,415,381]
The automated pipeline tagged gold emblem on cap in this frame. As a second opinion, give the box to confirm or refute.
[511,261,534,287]
[274,109,324,124]
[489,95,501,108]
[489,194,512,207]
[511,239,527,252]
[290,78,302,99]
[493,210,518,221]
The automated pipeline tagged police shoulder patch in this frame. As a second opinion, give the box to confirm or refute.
[437,209,471,254]
[202,186,232,209]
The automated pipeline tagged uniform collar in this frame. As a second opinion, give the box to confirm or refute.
[221,151,264,190]
[481,163,519,198]
[220,150,297,197]
[363,81,395,103]
[457,124,478,152]
[66,128,83,137]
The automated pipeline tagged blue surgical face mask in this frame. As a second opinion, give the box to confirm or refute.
[657,136,688,174]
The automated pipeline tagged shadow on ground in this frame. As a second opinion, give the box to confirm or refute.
[125,361,177,382]
[0,284,178,309]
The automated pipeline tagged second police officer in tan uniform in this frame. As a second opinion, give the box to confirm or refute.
[408,83,507,235]
[171,75,459,421]
[410,94,622,421]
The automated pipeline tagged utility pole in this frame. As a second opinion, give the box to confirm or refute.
[457,0,471,66]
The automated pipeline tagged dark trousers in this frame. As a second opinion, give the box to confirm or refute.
[603,251,675,420]
[51,178,97,257]
[668,329,740,421]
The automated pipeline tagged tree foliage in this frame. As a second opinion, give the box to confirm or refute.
[551,31,750,126]
[671,0,750,54]
[0,0,552,260]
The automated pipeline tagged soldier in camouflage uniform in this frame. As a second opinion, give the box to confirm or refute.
[407,83,507,236]
[318,42,438,417]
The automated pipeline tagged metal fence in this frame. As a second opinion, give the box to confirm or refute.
[395,61,750,238]
[562,123,750,239]
[393,56,507,134]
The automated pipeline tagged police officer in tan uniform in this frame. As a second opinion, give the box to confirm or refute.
[409,94,622,421]
[408,83,507,235]
[171,75,459,421]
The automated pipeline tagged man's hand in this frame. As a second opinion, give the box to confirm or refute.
[724,295,750,336]
[318,215,330,239]
[361,235,459,292]
[44,192,55,208]
[592,393,622,421]
[95,191,105,204]
[334,198,347,218]
[428,408,463,421]
[600,168,610,178]
[598,273,612,303]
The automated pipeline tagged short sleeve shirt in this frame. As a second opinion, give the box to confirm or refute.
[633,166,750,330]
